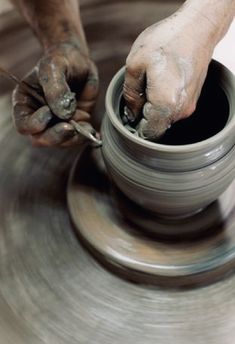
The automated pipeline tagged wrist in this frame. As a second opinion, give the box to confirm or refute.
[43,35,90,62]
[182,0,235,45]
[41,24,88,54]
[38,13,88,53]
[14,0,88,52]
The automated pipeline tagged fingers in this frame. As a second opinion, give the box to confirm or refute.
[77,62,99,113]
[123,59,172,140]
[16,105,53,135]
[13,53,99,147]
[12,79,53,135]
[137,65,195,141]
[60,121,96,147]
[137,66,174,140]
[138,102,172,140]
[71,109,91,122]
[123,64,146,122]
[38,56,77,120]
[38,57,99,121]
[31,122,76,146]
[31,110,95,147]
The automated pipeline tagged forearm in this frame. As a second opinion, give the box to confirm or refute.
[182,0,235,45]
[11,0,87,51]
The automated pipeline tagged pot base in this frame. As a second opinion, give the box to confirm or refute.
[68,147,235,287]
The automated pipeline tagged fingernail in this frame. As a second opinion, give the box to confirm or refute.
[55,92,77,120]
[61,92,76,110]
[54,124,75,137]
[124,106,135,123]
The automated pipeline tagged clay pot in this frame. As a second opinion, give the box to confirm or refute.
[101,60,235,217]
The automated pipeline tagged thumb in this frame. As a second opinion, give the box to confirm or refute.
[38,56,77,120]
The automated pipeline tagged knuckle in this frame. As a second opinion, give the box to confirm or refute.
[125,63,143,80]
[126,43,145,66]
[125,54,134,68]
[126,54,145,75]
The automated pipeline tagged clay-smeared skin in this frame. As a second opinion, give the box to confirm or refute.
[124,0,235,141]
[11,0,99,147]
[10,0,235,145]
[3,4,235,343]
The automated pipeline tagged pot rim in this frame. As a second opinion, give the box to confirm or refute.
[105,59,235,153]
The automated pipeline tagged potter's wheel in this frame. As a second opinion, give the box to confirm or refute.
[68,146,235,287]
[1,2,235,343]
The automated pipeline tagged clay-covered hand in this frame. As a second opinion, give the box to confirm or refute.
[123,1,232,141]
[12,40,99,147]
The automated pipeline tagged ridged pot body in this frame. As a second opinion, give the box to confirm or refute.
[102,61,235,217]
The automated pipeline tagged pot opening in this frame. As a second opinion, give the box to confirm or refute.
[119,62,230,146]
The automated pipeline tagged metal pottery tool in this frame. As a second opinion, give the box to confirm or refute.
[0,66,102,147]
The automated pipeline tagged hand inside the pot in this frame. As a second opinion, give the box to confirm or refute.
[12,40,99,147]
[123,0,235,141]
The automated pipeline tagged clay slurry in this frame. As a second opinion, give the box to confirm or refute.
[121,63,229,145]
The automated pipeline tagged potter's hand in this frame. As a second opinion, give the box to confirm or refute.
[12,41,99,147]
[124,0,235,141]
[11,0,99,146]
